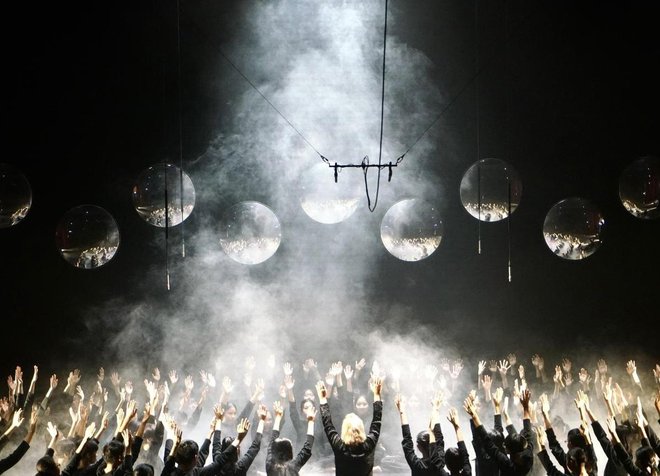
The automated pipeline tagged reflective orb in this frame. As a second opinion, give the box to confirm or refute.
[619,156,660,219]
[543,198,604,260]
[0,163,32,228]
[55,205,120,269]
[132,163,195,227]
[380,198,443,262]
[219,201,281,265]
[460,158,522,222]
[299,162,362,224]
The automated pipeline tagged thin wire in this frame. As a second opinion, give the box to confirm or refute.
[505,0,512,283]
[165,166,171,291]
[190,21,327,161]
[364,0,389,212]
[476,0,481,255]
[176,0,186,258]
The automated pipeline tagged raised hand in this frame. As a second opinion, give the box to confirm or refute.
[451,360,464,379]
[492,387,504,408]
[151,368,160,381]
[110,371,121,388]
[257,404,267,420]
[447,407,460,428]
[283,362,293,376]
[482,374,492,391]
[84,421,96,440]
[432,391,443,411]
[531,354,545,370]
[478,360,487,375]
[47,421,58,439]
[370,376,383,396]
[561,357,572,374]
[237,418,251,440]
[539,393,550,415]
[213,404,224,421]
[344,364,354,380]
[463,396,477,417]
[394,394,404,413]
[222,376,234,394]
[124,381,134,397]
[303,404,317,421]
[355,358,366,372]
[498,360,511,375]
[168,370,178,384]
[12,408,25,428]
[273,400,284,418]
[49,374,59,390]
[184,375,194,391]
[68,369,81,388]
[315,381,327,400]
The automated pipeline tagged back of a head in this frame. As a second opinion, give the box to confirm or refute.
[35,455,60,476]
[567,429,587,449]
[272,438,294,463]
[175,440,199,468]
[567,447,587,475]
[81,439,99,460]
[445,447,462,475]
[416,430,430,457]
[341,413,366,446]
[133,463,155,476]
[488,429,504,450]
[221,436,238,464]
[104,440,125,466]
[635,446,656,472]
[505,433,528,455]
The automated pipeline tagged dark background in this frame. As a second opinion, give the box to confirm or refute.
[1,1,659,376]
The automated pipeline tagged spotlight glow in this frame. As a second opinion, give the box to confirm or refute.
[299,163,361,224]
[460,158,522,222]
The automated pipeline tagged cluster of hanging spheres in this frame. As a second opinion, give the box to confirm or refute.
[0,156,658,269]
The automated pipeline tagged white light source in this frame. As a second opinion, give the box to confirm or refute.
[299,163,361,224]
[460,158,522,222]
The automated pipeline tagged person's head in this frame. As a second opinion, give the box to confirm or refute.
[142,425,156,451]
[103,440,125,467]
[341,413,365,446]
[35,455,60,475]
[221,436,239,462]
[567,428,587,449]
[271,438,293,463]
[174,440,199,470]
[635,446,658,476]
[445,447,462,474]
[354,395,369,418]
[416,430,430,458]
[488,429,505,451]
[303,389,315,401]
[80,439,99,467]
[301,399,316,417]
[133,464,155,476]
[566,447,587,476]
[224,403,238,423]
[504,433,528,455]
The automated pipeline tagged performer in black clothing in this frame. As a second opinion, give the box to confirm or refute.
[465,389,534,476]
[0,406,38,475]
[217,403,268,476]
[265,400,315,476]
[317,377,383,476]
[395,392,444,475]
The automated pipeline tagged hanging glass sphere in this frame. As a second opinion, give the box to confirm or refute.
[219,201,281,265]
[0,163,32,228]
[132,163,195,227]
[380,198,443,262]
[460,158,522,222]
[619,156,660,220]
[55,205,120,269]
[543,198,604,260]
[299,162,362,224]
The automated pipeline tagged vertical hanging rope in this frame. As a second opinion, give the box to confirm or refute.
[475,0,481,254]
[507,177,512,282]
[365,0,389,212]
[165,166,171,290]
[176,0,186,258]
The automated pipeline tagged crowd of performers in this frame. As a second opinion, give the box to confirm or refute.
[0,354,658,476]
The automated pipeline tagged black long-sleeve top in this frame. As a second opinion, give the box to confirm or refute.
[320,400,382,476]
[613,441,651,476]
[448,441,472,476]
[265,429,313,476]
[0,439,29,474]
[474,419,534,476]
[536,449,569,476]
[401,423,444,475]
[590,421,627,476]
[218,432,262,476]
[545,428,597,476]
[61,438,105,476]
[472,415,504,476]
[160,433,237,476]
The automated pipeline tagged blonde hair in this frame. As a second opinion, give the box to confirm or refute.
[341,413,366,445]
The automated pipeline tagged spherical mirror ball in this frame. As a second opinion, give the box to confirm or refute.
[132,163,196,227]
[543,197,604,260]
[460,158,522,222]
[299,162,361,224]
[380,198,443,262]
[219,201,282,265]
[619,156,660,220]
[55,205,120,269]
[0,163,32,228]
